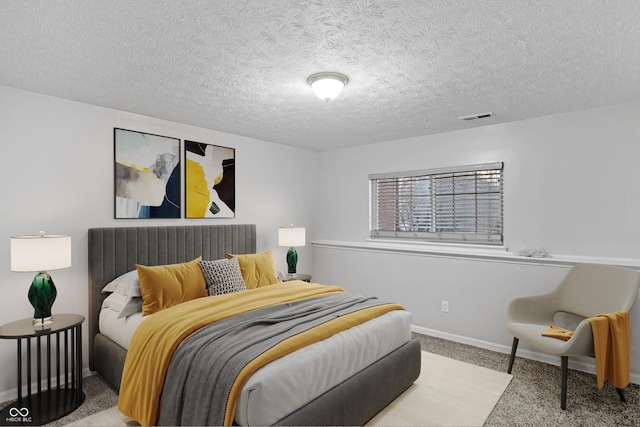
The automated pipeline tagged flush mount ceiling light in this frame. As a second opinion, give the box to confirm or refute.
[307,72,349,101]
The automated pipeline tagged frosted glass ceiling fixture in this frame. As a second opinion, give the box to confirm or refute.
[307,72,348,101]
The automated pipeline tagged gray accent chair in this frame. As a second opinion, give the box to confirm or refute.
[506,263,640,409]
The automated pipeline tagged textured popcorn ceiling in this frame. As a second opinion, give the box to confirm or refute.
[1,0,639,151]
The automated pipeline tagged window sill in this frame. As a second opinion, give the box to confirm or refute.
[311,239,640,269]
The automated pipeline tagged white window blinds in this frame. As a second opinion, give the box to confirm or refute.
[370,162,504,245]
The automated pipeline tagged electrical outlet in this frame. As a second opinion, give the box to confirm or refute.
[441,300,449,313]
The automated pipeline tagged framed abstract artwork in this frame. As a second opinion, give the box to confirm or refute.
[114,128,181,219]
[184,140,235,218]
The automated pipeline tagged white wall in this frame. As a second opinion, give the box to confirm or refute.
[0,85,317,400]
[313,102,640,382]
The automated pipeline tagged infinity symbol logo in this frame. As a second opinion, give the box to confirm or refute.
[9,407,29,417]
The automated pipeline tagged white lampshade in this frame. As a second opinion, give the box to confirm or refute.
[11,233,72,272]
[307,72,348,101]
[278,226,306,247]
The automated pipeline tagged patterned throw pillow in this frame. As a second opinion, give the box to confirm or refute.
[199,257,247,296]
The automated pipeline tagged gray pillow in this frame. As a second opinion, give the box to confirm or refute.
[101,292,144,318]
[100,270,143,318]
[101,269,141,296]
[199,257,247,296]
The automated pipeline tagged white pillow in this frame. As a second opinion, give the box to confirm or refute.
[101,270,143,318]
[101,292,143,318]
[101,270,141,297]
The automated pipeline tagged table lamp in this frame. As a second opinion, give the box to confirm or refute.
[11,232,71,327]
[278,225,305,279]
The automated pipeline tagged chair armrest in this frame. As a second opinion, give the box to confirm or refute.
[561,319,595,356]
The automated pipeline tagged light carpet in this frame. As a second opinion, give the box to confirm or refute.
[67,351,512,427]
[367,351,512,426]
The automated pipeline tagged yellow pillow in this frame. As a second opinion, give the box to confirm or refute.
[227,250,278,289]
[136,257,207,316]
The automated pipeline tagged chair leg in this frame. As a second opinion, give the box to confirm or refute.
[561,356,568,410]
[616,388,626,402]
[507,337,518,374]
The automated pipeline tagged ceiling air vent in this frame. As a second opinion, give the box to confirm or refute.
[458,112,493,121]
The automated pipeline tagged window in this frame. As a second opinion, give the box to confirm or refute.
[370,162,503,245]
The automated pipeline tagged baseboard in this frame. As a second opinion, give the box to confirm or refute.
[411,325,640,385]
[0,367,93,407]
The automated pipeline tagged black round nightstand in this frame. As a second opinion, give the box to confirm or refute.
[0,314,85,425]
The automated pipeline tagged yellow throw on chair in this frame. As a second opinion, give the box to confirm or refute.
[541,325,574,341]
[587,310,630,390]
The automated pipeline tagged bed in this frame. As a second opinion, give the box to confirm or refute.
[88,224,421,426]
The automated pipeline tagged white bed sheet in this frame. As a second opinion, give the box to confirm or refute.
[99,306,411,426]
[99,308,148,350]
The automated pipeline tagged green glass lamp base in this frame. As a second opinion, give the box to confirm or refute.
[28,271,57,327]
[286,247,298,279]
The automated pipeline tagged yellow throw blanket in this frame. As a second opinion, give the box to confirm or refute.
[541,325,574,341]
[587,310,630,389]
[118,281,404,426]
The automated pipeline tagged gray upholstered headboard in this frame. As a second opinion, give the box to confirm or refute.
[88,224,256,369]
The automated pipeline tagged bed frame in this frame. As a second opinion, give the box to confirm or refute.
[88,224,421,426]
